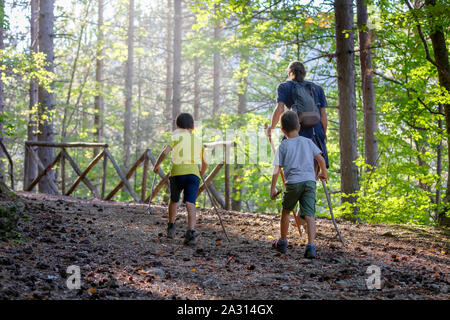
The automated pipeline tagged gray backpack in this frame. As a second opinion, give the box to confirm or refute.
[291,81,320,128]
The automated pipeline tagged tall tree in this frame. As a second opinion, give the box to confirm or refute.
[404,0,450,223]
[172,0,182,129]
[38,0,56,194]
[193,56,200,120]
[231,51,249,212]
[212,3,221,117]
[124,0,134,171]
[357,0,378,168]
[94,0,104,156]
[165,0,173,124]
[423,0,450,222]
[0,0,5,183]
[334,0,359,213]
[24,0,39,190]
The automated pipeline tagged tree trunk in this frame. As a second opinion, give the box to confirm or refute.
[357,0,378,168]
[0,0,5,184]
[231,52,249,212]
[212,4,221,117]
[24,0,39,191]
[124,0,134,173]
[194,56,200,120]
[38,0,56,194]
[423,0,450,223]
[165,0,173,125]
[172,0,182,130]
[334,0,359,213]
[94,0,104,157]
[436,103,443,210]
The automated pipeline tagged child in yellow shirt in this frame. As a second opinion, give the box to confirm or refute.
[153,113,207,246]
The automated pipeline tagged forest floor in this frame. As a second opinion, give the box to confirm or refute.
[1,191,449,300]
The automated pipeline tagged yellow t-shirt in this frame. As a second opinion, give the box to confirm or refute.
[169,129,204,178]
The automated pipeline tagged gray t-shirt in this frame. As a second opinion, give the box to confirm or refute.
[273,136,322,184]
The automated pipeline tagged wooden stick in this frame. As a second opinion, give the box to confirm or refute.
[322,180,345,246]
[26,151,62,193]
[197,163,224,196]
[61,151,66,194]
[0,140,14,190]
[105,151,146,200]
[26,145,60,194]
[101,154,107,199]
[224,144,230,210]
[65,150,105,197]
[146,150,169,186]
[141,151,150,201]
[104,148,140,202]
[61,148,100,198]
[25,141,108,148]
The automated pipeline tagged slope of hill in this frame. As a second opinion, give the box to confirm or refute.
[0,192,448,300]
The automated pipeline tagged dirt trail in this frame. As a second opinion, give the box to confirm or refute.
[0,192,448,300]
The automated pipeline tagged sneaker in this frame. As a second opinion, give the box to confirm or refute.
[304,243,317,259]
[184,229,196,246]
[272,238,288,254]
[167,223,176,239]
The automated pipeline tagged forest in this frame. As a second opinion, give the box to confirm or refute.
[0,0,449,302]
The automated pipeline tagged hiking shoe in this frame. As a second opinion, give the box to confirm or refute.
[167,223,176,239]
[272,238,288,254]
[304,243,317,259]
[184,229,196,246]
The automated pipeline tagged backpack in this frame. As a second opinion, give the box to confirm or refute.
[291,81,320,128]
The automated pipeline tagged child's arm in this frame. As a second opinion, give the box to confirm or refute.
[314,154,329,181]
[153,145,172,173]
[200,148,208,177]
[270,165,281,200]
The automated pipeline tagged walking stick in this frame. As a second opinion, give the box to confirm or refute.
[321,180,345,246]
[146,173,157,214]
[199,167,230,242]
[266,125,304,239]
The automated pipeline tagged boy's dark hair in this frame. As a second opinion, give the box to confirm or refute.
[281,110,300,133]
[176,113,194,129]
[286,61,306,82]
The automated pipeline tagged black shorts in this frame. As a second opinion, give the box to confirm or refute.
[169,174,201,204]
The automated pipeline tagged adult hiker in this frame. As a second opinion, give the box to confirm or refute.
[266,61,329,170]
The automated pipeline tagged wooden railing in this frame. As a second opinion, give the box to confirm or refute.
[24,140,235,209]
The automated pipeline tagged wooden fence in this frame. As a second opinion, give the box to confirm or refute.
[24,140,235,208]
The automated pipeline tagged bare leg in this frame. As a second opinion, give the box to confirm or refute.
[168,200,178,223]
[185,202,196,230]
[304,216,316,245]
[280,209,291,239]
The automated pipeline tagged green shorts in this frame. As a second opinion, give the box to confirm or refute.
[282,180,316,217]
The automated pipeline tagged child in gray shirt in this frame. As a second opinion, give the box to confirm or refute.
[270,110,328,258]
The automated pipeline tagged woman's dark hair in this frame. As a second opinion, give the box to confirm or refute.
[286,61,306,82]
[176,113,194,129]
[281,110,299,132]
